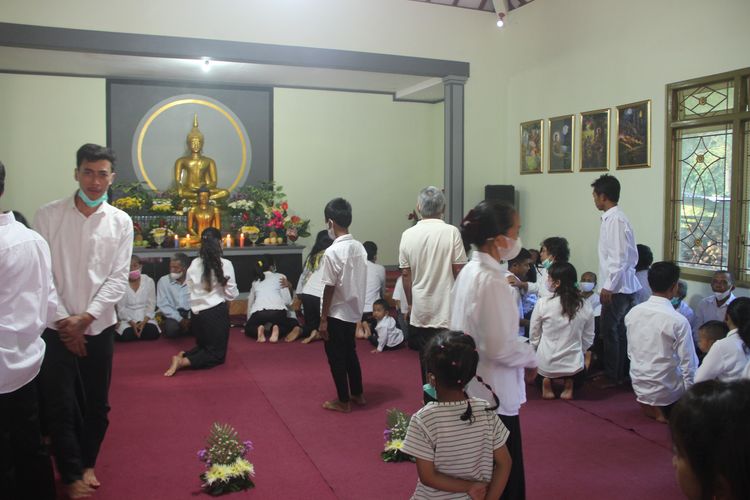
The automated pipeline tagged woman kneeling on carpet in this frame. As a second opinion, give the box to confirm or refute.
[243,256,301,343]
[164,227,238,376]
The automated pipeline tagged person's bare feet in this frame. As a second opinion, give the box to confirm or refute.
[257,325,266,343]
[322,399,351,413]
[82,468,100,488]
[269,325,280,343]
[351,394,367,406]
[301,331,319,344]
[285,326,301,343]
[560,378,574,400]
[164,355,189,377]
[66,479,95,498]
[542,377,556,399]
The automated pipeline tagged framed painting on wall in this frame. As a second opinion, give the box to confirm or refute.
[580,109,610,171]
[548,114,574,173]
[616,99,651,169]
[520,119,543,174]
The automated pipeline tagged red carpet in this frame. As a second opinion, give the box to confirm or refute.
[78,330,683,499]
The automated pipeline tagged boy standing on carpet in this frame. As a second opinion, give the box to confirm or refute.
[318,198,368,413]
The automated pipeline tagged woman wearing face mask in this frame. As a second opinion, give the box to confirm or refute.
[115,255,160,341]
[529,262,594,400]
[451,201,538,500]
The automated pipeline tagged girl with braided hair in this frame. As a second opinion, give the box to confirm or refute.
[402,331,512,500]
[450,200,538,500]
[164,227,238,376]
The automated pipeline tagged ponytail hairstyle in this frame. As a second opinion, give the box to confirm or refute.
[305,230,333,271]
[548,262,583,320]
[726,297,750,352]
[249,255,274,284]
[422,330,499,422]
[459,201,516,253]
[199,227,228,291]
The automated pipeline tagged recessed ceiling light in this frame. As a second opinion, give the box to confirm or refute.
[201,57,211,72]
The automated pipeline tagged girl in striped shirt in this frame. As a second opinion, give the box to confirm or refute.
[402,331,512,500]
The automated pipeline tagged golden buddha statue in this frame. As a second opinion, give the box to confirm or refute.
[174,114,230,202]
[187,186,221,244]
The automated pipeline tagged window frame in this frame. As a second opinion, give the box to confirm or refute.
[664,67,750,286]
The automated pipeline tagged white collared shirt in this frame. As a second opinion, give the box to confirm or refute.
[450,251,537,416]
[363,260,386,313]
[675,300,696,334]
[321,234,368,323]
[625,296,698,406]
[34,194,133,335]
[156,274,190,322]
[530,296,595,378]
[695,329,750,383]
[399,218,467,328]
[598,206,641,294]
[584,292,602,317]
[634,269,652,304]
[186,257,238,313]
[116,275,159,334]
[0,212,57,394]
[391,275,409,313]
[247,271,292,317]
[374,315,403,352]
[692,293,735,338]
[504,270,525,336]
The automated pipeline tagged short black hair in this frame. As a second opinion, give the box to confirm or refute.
[541,237,570,263]
[713,269,735,284]
[171,252,190,269]
[636,244,654,271]
[508,248,532,268]
[698,320,729,342]
[76,143,117,171]
[0,160,5,197]
[363,241,377,261]
[373,298,389,311]
[591,174,620,202]
[647,261,680,293]
[324,198,352,228]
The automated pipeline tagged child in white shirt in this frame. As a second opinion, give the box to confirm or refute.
[368,299,404,353]
[507,248,533,337]
[695,297,750,383]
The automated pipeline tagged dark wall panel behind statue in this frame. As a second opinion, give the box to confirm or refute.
[107,80,272,190]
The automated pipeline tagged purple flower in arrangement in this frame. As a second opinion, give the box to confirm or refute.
[243,440,254,453]
[383,429,392,441]
[197,448,208,462]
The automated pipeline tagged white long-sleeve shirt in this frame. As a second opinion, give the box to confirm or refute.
[450,251,537,416]
[695,329,750,383]
[186,257,238,313]
[598,206,641,294]
[504,270,526,336]
[363,260,386,313]
[634,269,652,304]
[530,296,595,378]
[246,271,292,317]
[34,194,133,335]
[584,292,602,317]
[391,275,409,313]
[374,315,403,352]
[625,296,698,406]
[0,212,57,394]
[692,293,735,339]
[115,275,159,334]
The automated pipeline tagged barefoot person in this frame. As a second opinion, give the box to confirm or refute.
[318,198,368,413]
[34,144,133,497]
[165,227,238,376]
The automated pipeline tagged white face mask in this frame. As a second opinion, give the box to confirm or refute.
[170,272,183,281]
[579,282,595,293]
[497,236,522,262]
[714,289,731,301]
[326,220,336,240]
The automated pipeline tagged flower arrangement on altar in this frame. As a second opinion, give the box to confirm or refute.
[381,408,414,463]
[197,422,255,496]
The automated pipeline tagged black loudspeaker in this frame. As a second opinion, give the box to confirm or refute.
[485,185,516,208]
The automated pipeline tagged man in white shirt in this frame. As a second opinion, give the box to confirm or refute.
[592,174,642,386]
[157,252,192,338]
[399,186,467,401]
[319,198,368,413]
[625,262,698,423]
[34,144,133,497]
[0,162,57,499]
[692,270,736,341]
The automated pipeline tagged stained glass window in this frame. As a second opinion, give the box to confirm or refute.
[676,81,734,120]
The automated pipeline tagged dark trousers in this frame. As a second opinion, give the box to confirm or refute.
[115,323,160,342]
[185,302,230,369]
[409,325,444,402]
[0,376,56,500]
[601,292,636,383]
[162,318,191,339]
[244,309,299,338]
[39,327,114,484]
[299,293,321,337]
[323,317,363,403]
[498,414,525,500]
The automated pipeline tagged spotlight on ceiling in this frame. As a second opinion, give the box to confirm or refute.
[201,57,211,72]
[496,12,506,28]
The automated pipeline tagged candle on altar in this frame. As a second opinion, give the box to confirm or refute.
[174,234,179,248]
[185,234,190,248]
[225,234,232,248]
[240,233,245,248]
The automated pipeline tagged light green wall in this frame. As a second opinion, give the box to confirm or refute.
[0,74,106,221]
[274,89,442,265]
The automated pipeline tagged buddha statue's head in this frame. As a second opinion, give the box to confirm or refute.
[197,185,210,206]
[187,114,204,153]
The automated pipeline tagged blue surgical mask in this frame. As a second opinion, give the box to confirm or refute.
[542,258,553,270]
[78,189,108,207]
[671,297,681,307]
